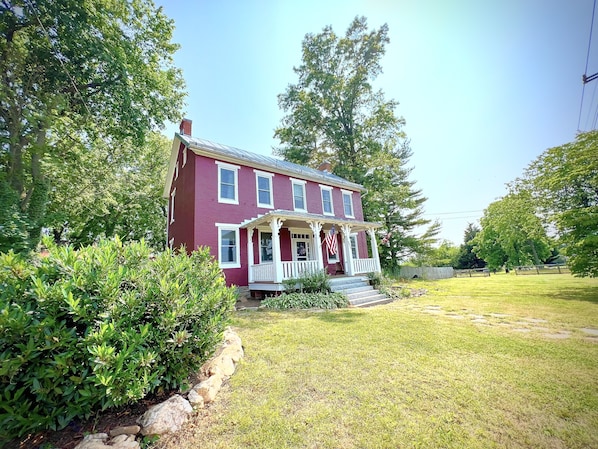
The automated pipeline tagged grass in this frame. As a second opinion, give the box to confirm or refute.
[157,274,598,449]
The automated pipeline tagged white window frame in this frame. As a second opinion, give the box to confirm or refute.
[182,147,188,167]
[168,237,175,250]
[319,185,334,216]
[170,188,176,224]
[349,233,359,259]
[258,229,274,263]
[290,178,307,212]
[174,160,179,180]
[341,189,354,218]
[216,223,241,269]
[254,170,274,209]
[216,161,240,205]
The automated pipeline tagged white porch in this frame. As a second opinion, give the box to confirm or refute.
[241,210,382,290]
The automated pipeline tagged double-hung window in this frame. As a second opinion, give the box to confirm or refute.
[342,189,354,218]
[216,224,240,268]
[169,188,176,224]
[349,234,359,259]
[319,185,334,215]
[216,161,240,204]
[259,231,273,262]
[291,178,307,212]
[254,170,274,208]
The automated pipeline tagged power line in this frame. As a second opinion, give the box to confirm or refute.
[422,209,483,216]
[579,0,598,131]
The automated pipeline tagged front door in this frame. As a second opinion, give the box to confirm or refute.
[291,232,312,261]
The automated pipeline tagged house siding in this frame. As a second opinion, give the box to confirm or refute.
[171,144,370,287]
[168,142,195,251]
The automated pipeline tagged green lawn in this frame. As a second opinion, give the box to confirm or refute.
[158,274,598,449]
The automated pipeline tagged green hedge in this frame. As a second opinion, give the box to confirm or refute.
[0,237,236,441]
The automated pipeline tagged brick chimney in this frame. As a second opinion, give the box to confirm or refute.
[179,118,192,136]
[318,160,331,173]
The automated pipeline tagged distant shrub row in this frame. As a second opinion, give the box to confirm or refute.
[0,238,236,441]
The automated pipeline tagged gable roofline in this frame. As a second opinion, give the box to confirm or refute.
[177,133,365,192]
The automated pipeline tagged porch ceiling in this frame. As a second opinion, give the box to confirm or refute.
[239,209,381,232]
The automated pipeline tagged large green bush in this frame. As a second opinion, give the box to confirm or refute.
[0,237,236,441]
[262,292,348,310]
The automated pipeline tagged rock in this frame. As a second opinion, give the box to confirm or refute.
[84,433,109,441]
[193,374,224,403]
[220,343,244,362]
[206,354,236,377]
[110,434,140,449]
[223,327,242,347]
[74,441,110,449]
[137,394,193,436]
[187,389,205,408]
[109,425,141,437]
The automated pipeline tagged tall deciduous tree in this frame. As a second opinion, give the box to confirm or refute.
[511,131,598,277]
[0,0,185,252]
[472,193,552,271]
[455,223,486,269]
[275,16,437,269]
[45,132,171,250]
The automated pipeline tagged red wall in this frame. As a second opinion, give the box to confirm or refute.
[167,143,195,252]
[172,150,369,287]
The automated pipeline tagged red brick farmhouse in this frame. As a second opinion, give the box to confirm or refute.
[164,119,383,295]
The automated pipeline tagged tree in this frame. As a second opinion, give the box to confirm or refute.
[409,240,459,267]
[0,0,185,252]
[472,193,552,271]
[275,16,437,269]
[45,132,171,250]
[511,131,598,277]
[455,223,486,269]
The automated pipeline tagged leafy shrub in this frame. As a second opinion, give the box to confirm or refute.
[262,292,348,310]
[282,270,330,293]
[0,237,236,441]
[366,271,382,288]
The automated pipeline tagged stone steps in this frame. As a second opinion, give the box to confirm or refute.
[329,276,390,308]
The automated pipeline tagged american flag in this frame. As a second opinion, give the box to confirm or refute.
[325,225,337,255]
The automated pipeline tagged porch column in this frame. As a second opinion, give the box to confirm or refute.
[269,217,285,283]
[308,221,324,271]
[340,224,354,276]
[247,227,255,283]
[368,228,382,273]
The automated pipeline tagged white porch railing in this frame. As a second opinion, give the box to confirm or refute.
[282,260,319,279]
[353,258,377,274]
[252,263,275,282]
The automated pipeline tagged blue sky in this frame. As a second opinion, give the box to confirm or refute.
[155,0,596,245]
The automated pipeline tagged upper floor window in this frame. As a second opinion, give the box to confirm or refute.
[319,185,334,215]
[291,178,307,212]
[174,160,179,180]
[169,188,176,224]
[216,224,240,269]
[254,170,274,208]
[342,190,354,218]
[182,147,188,167]
[216,161,240,204]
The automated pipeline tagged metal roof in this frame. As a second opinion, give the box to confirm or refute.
[177,133,364,191]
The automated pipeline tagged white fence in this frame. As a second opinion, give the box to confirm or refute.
[399,266,454,280]
[282,260,320,279]
[352,258,377,274]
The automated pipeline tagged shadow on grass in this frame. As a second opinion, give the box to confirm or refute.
[316,309,363,323]
[552,286,598,304]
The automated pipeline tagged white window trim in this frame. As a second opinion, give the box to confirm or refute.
[182,147,187,167]
[216,223,241,269]
[290,178,307,212]
[350,233,359,259]
[170,188,176,224]
[174,160,179,180]
[341,189,354,218]
[254,170,274,209]
[168,238,175,250]
[258,229,274,263]
[216,161,240,205]
[319,184,334,216]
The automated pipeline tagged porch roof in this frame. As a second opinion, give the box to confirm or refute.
[239,209,382,232]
